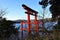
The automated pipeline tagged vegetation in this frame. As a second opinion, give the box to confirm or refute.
[39,0,60,40]
[0,9,18,40]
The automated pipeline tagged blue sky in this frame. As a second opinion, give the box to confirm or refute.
[0,0,52,20]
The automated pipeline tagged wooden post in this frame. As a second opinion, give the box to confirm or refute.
[35,14,38,32]
[20,22,23,40]
[26,12,31,33]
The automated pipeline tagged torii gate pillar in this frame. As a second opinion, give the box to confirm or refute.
[35,14,38,32]
[27,12,31,33]
[22,4,38,33]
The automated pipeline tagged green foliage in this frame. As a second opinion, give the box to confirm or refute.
[0,18,18,37]
[49,0,60,18]
[54,24,60,30]
[39,0,48,8]
[53,18,60,30]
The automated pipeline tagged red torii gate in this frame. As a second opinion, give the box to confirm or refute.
[22,4,38,33]
[20,4,45,40]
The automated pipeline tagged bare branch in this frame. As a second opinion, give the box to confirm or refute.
[0,8,8,17]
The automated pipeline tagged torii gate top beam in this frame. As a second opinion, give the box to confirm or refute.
[22,4,38,14]
[22,4,39,33]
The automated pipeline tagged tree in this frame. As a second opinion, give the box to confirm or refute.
[0,18,19,40]
[39,0,48,8]
[0,9,18,40]
[49,0,60,18]
[39,0,60,40]
[0,9,7,18]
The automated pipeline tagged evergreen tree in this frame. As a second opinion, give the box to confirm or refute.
[0,18,18,38]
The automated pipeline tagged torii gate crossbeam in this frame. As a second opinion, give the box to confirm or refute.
[22,4,38,33]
